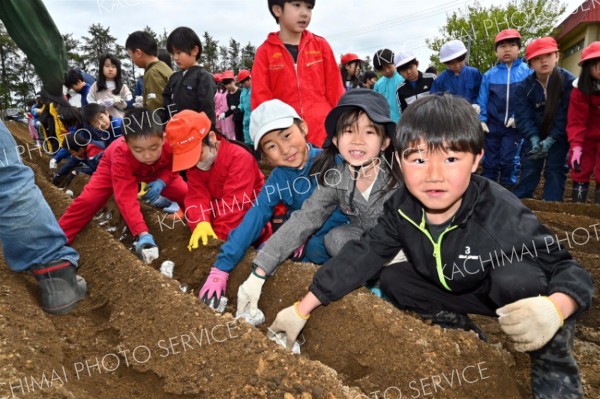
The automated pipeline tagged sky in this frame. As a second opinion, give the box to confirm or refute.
[43,0,588,71]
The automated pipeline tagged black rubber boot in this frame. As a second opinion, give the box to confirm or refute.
[420,310,488,342]
[30,260,87,315]
[595,186,600,205]
[571,182,588,203]
[529,319,582,399]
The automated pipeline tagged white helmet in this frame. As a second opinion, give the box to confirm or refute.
[439,40,467,63]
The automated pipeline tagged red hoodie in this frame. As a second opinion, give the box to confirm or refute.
[567,86,600,148]
[251,30,344,148]
[184,139,264,240]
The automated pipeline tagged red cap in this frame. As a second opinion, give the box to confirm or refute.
[165,110,211,172]
[213,73,222,83]
[579,41,600,66]
[495,29,521,44]
[237,69,251,82]
[525,37,559,61]
[221,70,235,80]
[341,53,364,65]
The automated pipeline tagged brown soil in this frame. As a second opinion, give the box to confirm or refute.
[2,121,599,399]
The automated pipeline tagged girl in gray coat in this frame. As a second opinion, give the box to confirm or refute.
[237,89,402,320]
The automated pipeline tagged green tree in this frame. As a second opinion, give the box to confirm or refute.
[218,45,229,71]
[157,28,169,50]
[426,0,566,72]
[63,34,83,68]
[240,42,256,70]
[0,22,21,110]
[362,55,373,72]
[202,31,219,72]
[228,38,241,73]
[80,23,119,75]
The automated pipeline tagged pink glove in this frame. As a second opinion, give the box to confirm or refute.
[570,146,583,171]
[199,267,229,307]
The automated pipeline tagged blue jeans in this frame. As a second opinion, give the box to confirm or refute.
[481,125,523,187]
[0,121,78,272]
[513,137,569,201]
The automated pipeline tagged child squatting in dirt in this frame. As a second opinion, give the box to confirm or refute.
[268,94,594,399]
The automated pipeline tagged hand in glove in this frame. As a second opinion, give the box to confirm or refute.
[268,303,309,350]
[570,146,583,172]
[218,113,226,121]
[49,158,57,170]
[230,105,237,111]
[505,117,516,128]
[481,122,489,133]
[540,137,555,153]
[142,179,166,203]
[112,96,126,109]
[134,233,159,263]
[137,182,148,199]
[102,98,114,108]
[471,104,481,115]
[133,96,144,108]
[497,296,564,352]
[527,136,541,155]
[198,267,228,310]
[188,221,218,250]
[236,270,266,319]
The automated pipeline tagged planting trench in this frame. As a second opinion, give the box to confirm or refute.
[2,121,599,398]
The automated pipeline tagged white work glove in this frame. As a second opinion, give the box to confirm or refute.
[218,113,226,121]
[268,303,309,350]
[471,104,481,115]
[49,158,57,170]
[505,117,516,128]
[102,98,114,108]
[481,121,489,133]
[35,120,42,128]
[497,296,564,352]
[230,105,237,110]
[133,96,144,108]
[236,272,266,319]
[112,96,126,109]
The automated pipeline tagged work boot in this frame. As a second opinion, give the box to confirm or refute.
[571,182,588,203]
[30,260,87,315]
[595,186,600,205]
[529,319,582,399]
[420,310,488,342]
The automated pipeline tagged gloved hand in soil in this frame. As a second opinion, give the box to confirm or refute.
[199,267,228,310]
[142,178,166,203]
[268,302,309,350]
[496,296,563,352]
[236,268,266,319]
[188,221,218,250]
[134,233,159,264]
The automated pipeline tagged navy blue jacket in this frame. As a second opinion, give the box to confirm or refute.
[515,67,576,141]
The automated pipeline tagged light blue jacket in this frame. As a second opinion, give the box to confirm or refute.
[239,87,252,144]
[374,72,404,122]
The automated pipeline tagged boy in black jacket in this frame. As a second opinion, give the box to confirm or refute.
[395,50,436,113]
[163,27,216,124]
[269,95,593,399]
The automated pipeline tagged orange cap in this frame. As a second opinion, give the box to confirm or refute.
[165,110,211,172]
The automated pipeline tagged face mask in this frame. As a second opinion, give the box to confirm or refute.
[196,145,216,171]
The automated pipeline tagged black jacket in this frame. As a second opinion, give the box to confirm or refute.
[163,65,216,124]
[396,71,436,112]
[310,175,593,316]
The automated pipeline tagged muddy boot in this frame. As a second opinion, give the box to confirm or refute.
[30,260,87,315]
[595,186,600,205]
[571,182,588,203]
[529,319,582,399]
[420,310,488,342]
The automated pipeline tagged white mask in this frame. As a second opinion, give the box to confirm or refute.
[196,145,216,171]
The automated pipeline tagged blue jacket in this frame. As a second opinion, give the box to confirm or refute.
[374,72,404,123]
[515,67,575,141]
[239,87,252,144]
[430,65,482,104]
[77,83,91,107]
[478,58,532,127]
[214,145,343,272]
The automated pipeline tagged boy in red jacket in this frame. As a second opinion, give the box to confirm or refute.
[165,110,266,249]
[251,0,344,148]
[58,108,187,263]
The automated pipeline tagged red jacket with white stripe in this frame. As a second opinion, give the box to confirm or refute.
[567,86,600,148]
[251,30,344,148]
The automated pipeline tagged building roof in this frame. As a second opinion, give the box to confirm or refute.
[555,0,600,41]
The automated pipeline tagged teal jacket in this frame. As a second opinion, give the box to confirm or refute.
[239,87,252,144]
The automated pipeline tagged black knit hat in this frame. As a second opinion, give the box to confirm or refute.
[373,48,395,71]
[323,89,396,148]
